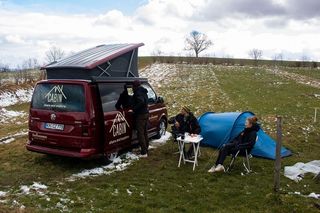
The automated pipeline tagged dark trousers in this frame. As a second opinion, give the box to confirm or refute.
[215,142,238,165]
[135,113,149,155]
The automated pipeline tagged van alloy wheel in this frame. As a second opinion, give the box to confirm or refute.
[154,118,167,139]
[159,120,166,136]
[103,151,118,164]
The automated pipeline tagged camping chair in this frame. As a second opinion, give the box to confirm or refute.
[226,136,258,173]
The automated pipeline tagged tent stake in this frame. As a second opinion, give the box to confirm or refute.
[274,116,282,192]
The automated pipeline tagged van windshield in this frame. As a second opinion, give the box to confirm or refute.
[31,83,85,112]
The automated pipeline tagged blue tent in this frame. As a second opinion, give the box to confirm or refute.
[198,111,291,160]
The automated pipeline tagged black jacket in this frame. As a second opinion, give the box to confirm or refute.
[115,89,132,110]
[171,114,186,134]
[185,113,201,134]
[170,113,201,135]
[234,124,260,149]
[132,86,149,115]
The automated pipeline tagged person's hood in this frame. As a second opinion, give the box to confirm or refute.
[251,123,260,132]
[135,86,148,94]
[245,123,260,132]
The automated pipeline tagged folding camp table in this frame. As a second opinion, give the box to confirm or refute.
[177,134,203,171]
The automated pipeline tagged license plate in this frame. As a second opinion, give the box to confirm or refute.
[45,123,64,131]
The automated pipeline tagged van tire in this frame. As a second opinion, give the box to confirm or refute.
[102,151,118,164]
[154,118,167,139]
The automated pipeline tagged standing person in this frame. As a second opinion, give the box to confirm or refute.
[208,116,260,173]
[132,80,149,158]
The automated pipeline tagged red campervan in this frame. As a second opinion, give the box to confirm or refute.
[26,43,168,159]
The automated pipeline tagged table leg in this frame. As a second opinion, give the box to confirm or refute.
[178,140,184,168]
[193,143,200,171]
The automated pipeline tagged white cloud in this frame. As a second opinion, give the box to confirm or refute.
[4,34,26,44]
[0,0,319,67]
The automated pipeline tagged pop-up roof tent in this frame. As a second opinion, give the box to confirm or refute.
[43,43,144,80]
[198,111,292,160]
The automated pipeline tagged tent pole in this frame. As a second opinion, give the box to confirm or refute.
[274,116,282,192]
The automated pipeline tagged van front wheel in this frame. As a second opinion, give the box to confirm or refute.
[154,118,167,139]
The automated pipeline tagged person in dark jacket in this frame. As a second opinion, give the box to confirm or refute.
[170,106,201,140]
[115,85,132,110]
[173,106,201,159]
[132,80,149,158]
[169,111,186,142]
[208,116,260,173]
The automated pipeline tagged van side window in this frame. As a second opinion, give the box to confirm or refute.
[98,83,126,112]
[142,84,157,104]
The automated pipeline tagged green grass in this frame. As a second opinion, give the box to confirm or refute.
[0,64,319,212]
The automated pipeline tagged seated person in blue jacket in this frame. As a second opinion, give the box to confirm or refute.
[170,106,201,158]
[208,116,259,173]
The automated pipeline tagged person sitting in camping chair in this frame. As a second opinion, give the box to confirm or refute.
[208,116,259,173]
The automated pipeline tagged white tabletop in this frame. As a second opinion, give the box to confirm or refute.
[177,135,203,143]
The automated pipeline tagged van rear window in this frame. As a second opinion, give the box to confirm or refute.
[31,83,85,112]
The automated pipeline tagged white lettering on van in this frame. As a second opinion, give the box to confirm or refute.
[109,112,130,137]
[45,85,67,103]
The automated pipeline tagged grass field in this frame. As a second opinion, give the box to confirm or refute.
[0,63,319,212]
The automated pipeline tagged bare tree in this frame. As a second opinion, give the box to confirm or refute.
[185,31,213,58]
[249,49,263,61]
[45,46,65,63]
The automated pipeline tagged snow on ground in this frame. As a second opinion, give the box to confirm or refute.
[0,87,33,107]
[140,63,178,89]
[267,68,320,89]
[0,130,28,145]
[0,108,26,124]
[289,191,320,199]
[308,192,320,199]
[0,191,7,197]
[68,132,172,181]
[20,182,48,195]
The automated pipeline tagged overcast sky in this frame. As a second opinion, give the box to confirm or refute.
[0,0,320,67]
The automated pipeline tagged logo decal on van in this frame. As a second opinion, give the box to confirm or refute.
[45,85,67,103]
[109,112,130,137]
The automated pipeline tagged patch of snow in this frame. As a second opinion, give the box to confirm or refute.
[151,132,172,144]
[308,192,320,199]
[0,130,28,145]
[67,132,171,181]
[0,191,7,197]
[0,138,15,144]
[0,108,26,124]
[0,88,33,107]
[20,182,48,195]
[20,185,30,195]
[126,189,132,196]
[67,152,139,181]
[284,160,320,182]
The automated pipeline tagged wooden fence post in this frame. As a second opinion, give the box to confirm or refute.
[274,116,282,192]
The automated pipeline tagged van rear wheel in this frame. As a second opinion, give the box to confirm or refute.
[102,151,118,164]
[154,118,167,139]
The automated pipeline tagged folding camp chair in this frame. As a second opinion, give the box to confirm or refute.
[226,136,258,173]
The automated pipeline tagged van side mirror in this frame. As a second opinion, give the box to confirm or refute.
[157,96,164,103]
